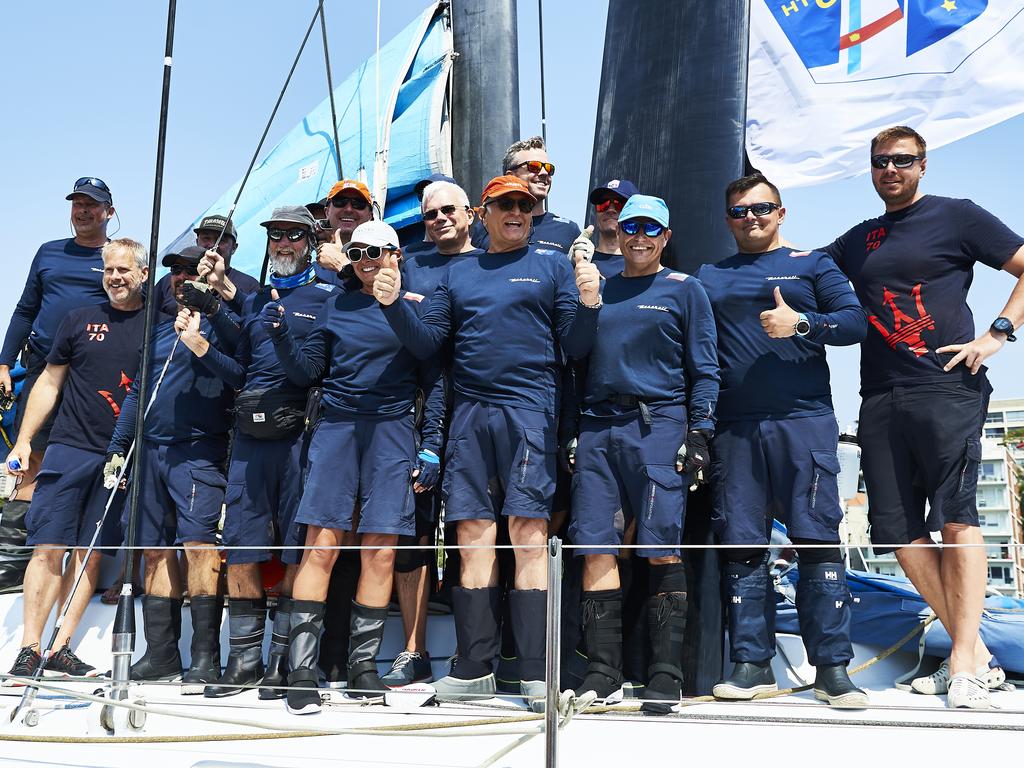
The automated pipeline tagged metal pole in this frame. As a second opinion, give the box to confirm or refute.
[319,0,344,178]
[544,536,562,768]
[111,0,177,703]
[536,0,548,146]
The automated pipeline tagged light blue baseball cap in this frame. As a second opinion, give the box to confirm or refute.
[618,194,670,228]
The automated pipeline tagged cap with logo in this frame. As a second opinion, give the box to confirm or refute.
[260,205,318,232]
[346,220,400,251]
[66,177,112,205]
[480,175,537,206]
[618,194,670,228]
[588,178,639,204]
[161,245,207,267]
[193,214,238,242]
[327,179,373,205]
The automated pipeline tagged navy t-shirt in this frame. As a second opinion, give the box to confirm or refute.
[697,247,866,421]
[592,250,624,279]
[471,211,582,254]
[45,303,146,454]
[2,239,107,366]
[820,195,1023,393]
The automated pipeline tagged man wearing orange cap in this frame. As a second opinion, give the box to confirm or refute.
[315,180,374,285]
[374,174,601,710]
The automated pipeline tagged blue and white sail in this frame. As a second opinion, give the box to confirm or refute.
[163,1,452,277]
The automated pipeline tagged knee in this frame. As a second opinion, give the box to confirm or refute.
[143,549,170,570]
[303,546,338,573]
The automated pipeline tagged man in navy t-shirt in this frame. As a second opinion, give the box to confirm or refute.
[698,174,867,708]
[820,126,1024,709]
[3,238,147,683]
[569,179,639,278]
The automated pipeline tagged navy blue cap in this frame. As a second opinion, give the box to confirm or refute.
[588,178,639,204]
[415,172,458,199]
[161,245,207,267]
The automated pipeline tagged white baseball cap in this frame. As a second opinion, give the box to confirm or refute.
[346,220,400,251]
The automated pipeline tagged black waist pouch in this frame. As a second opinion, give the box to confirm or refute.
[235,389,306,440]
[304,387,324,434]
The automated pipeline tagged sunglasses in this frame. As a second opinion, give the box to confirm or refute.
[267,227,308,242]
[595,197,625,214]
[329,195,369,211]
[510,160,555,176]
[169,264,199,276]
[74,176,110,192]
[423,204,469,222]
[870,153,923,170]
[620,220,665,237]
[490,197,534,214]
[348,245,395,263]
[727,202,780,219]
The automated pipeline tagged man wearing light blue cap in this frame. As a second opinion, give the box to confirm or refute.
[566,193,720,713]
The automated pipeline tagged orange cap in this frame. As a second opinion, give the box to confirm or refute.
[480,175,537,206]
[327,179,373,205]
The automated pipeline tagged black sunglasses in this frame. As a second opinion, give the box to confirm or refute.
[74,176,110,192]
[423,204,469,222]
[510,160,555,176]
[870,153,923,170]
[349,245,396,263]
[620,220,665,237]
[169,263,199,276]
[329,195,369,211]
[267,227,309,242]
[727,202,780,219]
[489,198,534,214]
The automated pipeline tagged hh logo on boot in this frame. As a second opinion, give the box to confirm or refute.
[825,570,838,580]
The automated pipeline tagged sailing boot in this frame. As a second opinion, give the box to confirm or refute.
[797,563,866,709]
[318,553,358,687]
[259,596,292,700]
[286,599,325,715]
[641,563,687,715]
[130,595,183,682]
[345,602,389,699]
[713,554,778,700]
[432,586,500,699]
[574,589,624,700]
[204,598,266,698]
[181,595,223,694]
[510,589,548,713]
[0,500,31,594]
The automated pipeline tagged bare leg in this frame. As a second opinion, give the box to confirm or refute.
[509,517,547,590]
[52,548,102,648]
[396,557,430,653]
[458,519,499,588]
[144,549,183,598]
[582,554,620,592]
[939,524,988,676]
[19,547,66,649]
[292,526,342,602]
[226,563,263,600]
[183,542,221,597]
[356,533,398,608]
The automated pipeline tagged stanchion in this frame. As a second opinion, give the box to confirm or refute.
[544,536,562,768]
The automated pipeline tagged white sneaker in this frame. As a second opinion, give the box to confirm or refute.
[911,658,1005,695]
[946,673,991,709]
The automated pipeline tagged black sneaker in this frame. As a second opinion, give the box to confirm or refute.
[3,645,42,686]
[44,644,98,678]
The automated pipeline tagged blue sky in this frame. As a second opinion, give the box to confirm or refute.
[1,0,1021,427]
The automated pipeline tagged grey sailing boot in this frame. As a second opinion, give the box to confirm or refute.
[346,602,389,699]
[204,598,265,698]
[285,600,325,715]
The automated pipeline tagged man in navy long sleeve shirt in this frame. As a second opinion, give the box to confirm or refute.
[697,173,867,709]
[374,175,601,708]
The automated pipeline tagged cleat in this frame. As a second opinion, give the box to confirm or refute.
[43,644,97,678]
[713,661,777,700]
[813,664,868,709]
[381,651,433,688]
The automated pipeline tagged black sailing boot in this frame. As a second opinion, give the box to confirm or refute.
[286,600,325,715]
[318,554,358,687]
[510,589,548,713]
[131,596,184,682]
[204,598,266,698]
[0,500,31,594]
[433,586,500,699]
[346,602,389,699]
[574,589,624,700]
[642,563,688,715]
[182,595,223,694]
[259,596,292,700]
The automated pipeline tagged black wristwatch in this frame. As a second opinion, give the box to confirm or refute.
[991,317,1017,342]
[794,313,811,337]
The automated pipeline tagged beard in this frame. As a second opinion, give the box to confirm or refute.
[270,251,306,277]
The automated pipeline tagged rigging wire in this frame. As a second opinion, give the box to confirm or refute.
[319,0,344,179]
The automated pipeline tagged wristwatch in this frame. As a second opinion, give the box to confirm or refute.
[991,317,1017,342]
[794,313,811,337]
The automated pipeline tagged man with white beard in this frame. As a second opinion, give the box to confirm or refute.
[177,206,342,699]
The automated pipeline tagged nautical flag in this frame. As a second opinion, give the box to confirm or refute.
[747,0,1024,187]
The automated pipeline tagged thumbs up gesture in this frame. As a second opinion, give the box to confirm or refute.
[759,286,800,338]
[570,225,596,265]
[373,252,402,306]
[575,257,602,308]
[259,287,288,337]
[318,229,350,274]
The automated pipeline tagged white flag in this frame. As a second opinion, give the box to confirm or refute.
[746,0,1024,188]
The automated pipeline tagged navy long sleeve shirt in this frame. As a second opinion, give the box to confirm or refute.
[382,245,600,415]
[470,212,582,254]
[696,247,866,421]
[2,239,107,366]
[580,268,719,432]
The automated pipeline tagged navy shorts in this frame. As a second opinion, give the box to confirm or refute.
[569,405,688,558]
[127,438,227,547]
[711,413,842,545]
[858,377,990,554]
[442,398,558,522]
[222,432,307,566]
[297,413,417,536]
[27,443,123,550]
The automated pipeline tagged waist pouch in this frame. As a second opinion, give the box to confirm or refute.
[235,389,306,440]
[304,387,323,435]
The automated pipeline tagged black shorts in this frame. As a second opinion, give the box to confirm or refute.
[12,346,59,453]
[858,376,991,554]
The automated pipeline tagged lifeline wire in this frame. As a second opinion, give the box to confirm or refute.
[319,0,344,179]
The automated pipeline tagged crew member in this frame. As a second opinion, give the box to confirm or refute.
[375,175,601,710]
[314,179,375,284]
[571,179,639,277]
[3,239,148,682]
[176,207,339,700]
[268,220,445,715]
[697,173,868,708]
[106,246,234,692]
[820,126,1024,709]
[567,195,719,713]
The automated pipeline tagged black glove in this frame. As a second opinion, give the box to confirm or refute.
[181,280,221,316]
[676,429,711,480]
[258,299,289,338]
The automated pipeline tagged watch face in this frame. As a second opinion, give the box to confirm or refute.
[993,318,1014,333]
[796,320,811,335]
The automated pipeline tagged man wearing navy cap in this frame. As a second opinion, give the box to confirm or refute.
[170,214,260,317]
[570,179,639,278]
[0,178,115,591]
